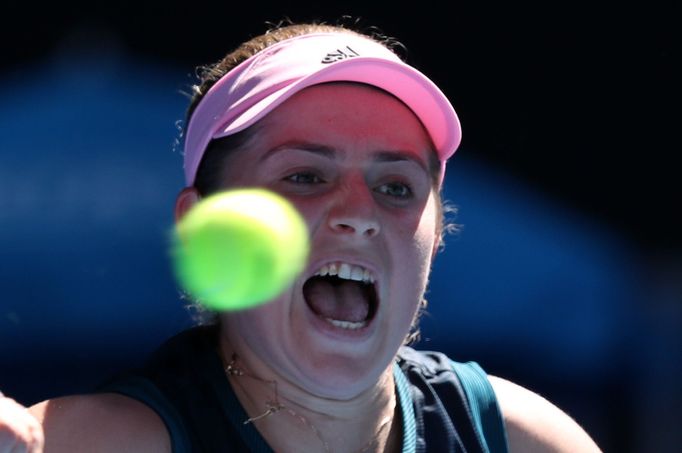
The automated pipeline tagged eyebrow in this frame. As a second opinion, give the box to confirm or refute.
[372,150,428,172]
[260,141,335,163]
[261,141,429,172]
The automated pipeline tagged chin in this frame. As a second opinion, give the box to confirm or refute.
[286,348,393,399]
[299,371,381,400]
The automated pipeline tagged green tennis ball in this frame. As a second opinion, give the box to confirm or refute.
[172,188,309,311]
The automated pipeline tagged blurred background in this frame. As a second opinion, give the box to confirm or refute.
[0,1,678,452]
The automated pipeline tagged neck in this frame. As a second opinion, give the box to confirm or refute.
[219,336,402,452]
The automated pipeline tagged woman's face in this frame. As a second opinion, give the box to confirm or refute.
[215,83,440,398]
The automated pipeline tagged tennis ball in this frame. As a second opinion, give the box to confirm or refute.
[172,188,309,311]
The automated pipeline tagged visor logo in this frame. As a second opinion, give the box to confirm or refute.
[321,46,360,64]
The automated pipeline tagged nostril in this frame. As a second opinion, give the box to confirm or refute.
[364,227,378,237]
[329,209,381,237]
[331,222,379,237]
[334,223,356,233]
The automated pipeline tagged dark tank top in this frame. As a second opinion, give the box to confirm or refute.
[99,325,508,452]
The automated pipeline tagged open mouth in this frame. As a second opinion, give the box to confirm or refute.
[302,262,379,331]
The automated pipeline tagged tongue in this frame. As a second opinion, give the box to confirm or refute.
[303,277,370,323]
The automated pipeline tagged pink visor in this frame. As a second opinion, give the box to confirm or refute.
[183,32,461,186]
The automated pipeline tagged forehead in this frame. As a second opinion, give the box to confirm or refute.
[252,83,436,162]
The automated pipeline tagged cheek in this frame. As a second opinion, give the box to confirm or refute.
[392,196,439,294]
[404,195,439,263]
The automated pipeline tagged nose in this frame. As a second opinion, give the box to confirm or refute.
[327,183,380,238]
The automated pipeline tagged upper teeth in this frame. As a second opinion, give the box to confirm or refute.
[315,262,375,284]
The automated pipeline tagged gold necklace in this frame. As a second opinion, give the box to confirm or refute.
[223,353,395,453]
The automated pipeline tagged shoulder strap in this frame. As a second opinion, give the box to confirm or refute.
[450,361,509,453]
[100,375,193,453]
[393,362,417,453]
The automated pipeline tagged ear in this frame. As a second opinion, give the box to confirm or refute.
[174,187,201,223]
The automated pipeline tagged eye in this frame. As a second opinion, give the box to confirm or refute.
[375,181,413,199]
[284,171,324,185]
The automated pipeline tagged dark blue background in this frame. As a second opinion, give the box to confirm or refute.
[1,2,679,452]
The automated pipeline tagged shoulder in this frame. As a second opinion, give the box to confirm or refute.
[30,393,170,453]
[488,376,602,453]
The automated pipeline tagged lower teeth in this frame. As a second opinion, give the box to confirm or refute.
[325,318,367,330]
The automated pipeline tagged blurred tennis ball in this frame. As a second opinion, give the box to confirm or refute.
[172,188,309,311]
